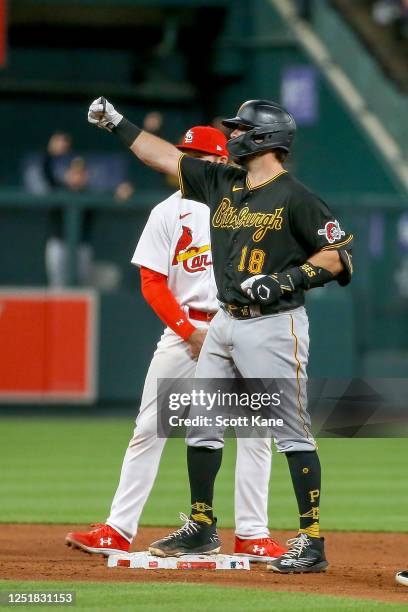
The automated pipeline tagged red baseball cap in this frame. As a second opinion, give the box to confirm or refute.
[176,125,228,157]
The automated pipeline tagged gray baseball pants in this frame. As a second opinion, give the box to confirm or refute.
[187,306,316,453]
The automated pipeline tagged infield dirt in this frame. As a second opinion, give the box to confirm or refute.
[1,525,407,605]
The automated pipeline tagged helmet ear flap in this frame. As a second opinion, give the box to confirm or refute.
[226,126,292,159]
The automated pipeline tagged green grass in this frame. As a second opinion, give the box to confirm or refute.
[0,418,407,531]
[0,582,406,612]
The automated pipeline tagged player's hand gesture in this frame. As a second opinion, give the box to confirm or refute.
[88,97,123,132]
[186,328,208,359]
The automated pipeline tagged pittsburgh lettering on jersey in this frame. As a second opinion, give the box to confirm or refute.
[212,198,284,242]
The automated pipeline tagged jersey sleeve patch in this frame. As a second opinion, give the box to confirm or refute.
[317,220,345,244]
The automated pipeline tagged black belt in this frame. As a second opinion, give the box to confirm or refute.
[220,303,266,319]
[221,301,299,319]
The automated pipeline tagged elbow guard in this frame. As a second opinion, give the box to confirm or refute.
[336,249,353,287]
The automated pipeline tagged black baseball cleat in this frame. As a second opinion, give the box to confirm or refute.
[149,513,221,557]
[396,570,408,586]
[267,533,328,573]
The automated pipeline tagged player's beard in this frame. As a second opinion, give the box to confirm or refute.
[231,152,260,168]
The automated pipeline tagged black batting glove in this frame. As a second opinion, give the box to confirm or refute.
[250,275,282,305]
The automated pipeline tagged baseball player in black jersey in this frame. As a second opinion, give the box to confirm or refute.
[88,97,353,573]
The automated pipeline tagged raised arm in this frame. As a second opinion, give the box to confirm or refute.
[130,131,181,176]
[88,97,182,177]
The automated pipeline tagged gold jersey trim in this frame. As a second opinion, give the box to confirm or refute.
[320,234,353,251]
[246,169,288,191]
[178,153,187,197]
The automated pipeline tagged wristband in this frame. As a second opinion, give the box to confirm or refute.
[275,263,333,293]
[296,262,334,289]
[113,118,142,147]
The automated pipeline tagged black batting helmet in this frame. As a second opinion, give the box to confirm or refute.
[222,99,296,159]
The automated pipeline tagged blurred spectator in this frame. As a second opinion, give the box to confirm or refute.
[46,156,93,288]
[24,131,73,194]
[47,132,71,157]
[143,111,164,133]
[24,134,132,288]
[24,132,129,193]
[44,132,72,187]
[114,181,135,202]
[63,157,89,192]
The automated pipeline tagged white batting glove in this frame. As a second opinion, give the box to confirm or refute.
[87,97,123,132]
[240,275,266,299]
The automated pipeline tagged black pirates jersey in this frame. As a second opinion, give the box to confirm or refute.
[178,155,353,308]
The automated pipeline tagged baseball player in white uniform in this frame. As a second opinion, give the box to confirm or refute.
[65,126,287,562]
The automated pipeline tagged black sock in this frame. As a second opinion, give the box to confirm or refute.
[187,446,223,525]
[286,450,321,538]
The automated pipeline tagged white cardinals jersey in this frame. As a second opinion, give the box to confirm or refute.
[131,191,218,313]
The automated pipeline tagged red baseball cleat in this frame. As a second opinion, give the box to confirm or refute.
[65,523,130,556]
[234,536,287,563]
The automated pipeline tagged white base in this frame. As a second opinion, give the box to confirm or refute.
[107,552,250,570]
